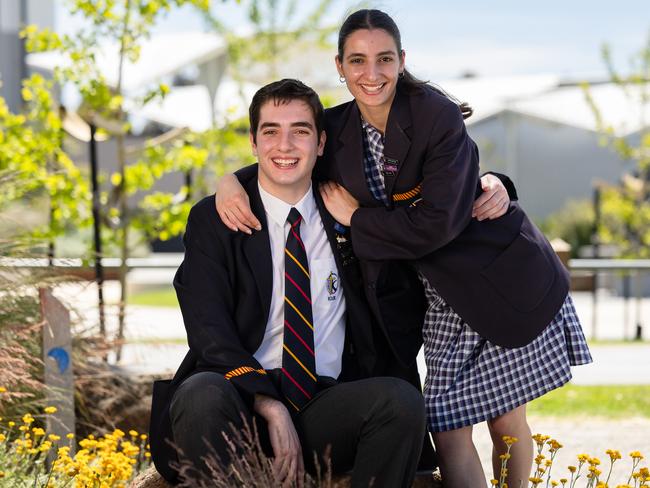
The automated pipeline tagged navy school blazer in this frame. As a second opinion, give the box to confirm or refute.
[321,80,569,366]
[149,178,381,481]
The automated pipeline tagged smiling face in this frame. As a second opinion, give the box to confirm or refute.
[251,99,325,204]
[336,28,405,125]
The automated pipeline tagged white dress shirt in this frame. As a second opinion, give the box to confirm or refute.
[253,182,346,379]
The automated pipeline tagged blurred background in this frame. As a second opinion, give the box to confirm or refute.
[0,0,648,485]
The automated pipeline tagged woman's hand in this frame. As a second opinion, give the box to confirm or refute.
[319,181,360,227]
[472,173,510,221]
[214,174,262,234]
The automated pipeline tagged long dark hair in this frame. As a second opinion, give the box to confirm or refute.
[337,9,473,119]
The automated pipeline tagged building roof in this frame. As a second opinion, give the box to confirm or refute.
[510,83,647,135]
[133,78,258,131]
[26,32,226,93]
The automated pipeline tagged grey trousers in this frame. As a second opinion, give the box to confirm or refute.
[170,372,426,488]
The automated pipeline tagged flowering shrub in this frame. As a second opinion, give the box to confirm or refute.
[0,400,151,487]
[492,434,649,488]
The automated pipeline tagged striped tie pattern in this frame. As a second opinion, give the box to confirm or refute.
[281,208,316,411]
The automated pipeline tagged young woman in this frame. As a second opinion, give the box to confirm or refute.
[214,9,592,487]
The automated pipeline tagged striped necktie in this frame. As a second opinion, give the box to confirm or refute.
[281,207,317,411]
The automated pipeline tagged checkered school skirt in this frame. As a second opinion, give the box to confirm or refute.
[420,277,592,432]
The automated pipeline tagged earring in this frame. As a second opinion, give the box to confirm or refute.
[339,75,346,83]
[399,71,404,78]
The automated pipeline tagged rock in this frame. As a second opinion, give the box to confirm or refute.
[129,466,442,487]
[129,466,173,488]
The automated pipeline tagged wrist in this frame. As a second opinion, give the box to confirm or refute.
[254,394,287,420]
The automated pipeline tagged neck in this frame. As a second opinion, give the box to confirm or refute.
[258,177,311,205]
[357,104,389,133]
[356,92,396,133]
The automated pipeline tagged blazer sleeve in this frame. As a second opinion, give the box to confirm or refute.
[174,204,280,405]
[350,102,479,261]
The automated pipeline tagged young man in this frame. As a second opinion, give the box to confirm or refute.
[149,79,426,488]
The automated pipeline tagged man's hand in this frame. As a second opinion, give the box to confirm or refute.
[254,395,304,487]
[319,181,360,227]
[472,173,510,221]
[215,174,262,234]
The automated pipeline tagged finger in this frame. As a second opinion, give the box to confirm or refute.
[472,190,498,217]
[297,452,305,488]
[287,456,297,486]
[227,206,256,235]
[488,199,510,220]
[220,209,240,232]
[475,192,501,219]
[278,456,291,484]
[236,202,262,231]
[476,196,505,221]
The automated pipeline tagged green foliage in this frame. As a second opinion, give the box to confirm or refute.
[0,74,90,239]
[583,32,650,258]
[540,200,595,258]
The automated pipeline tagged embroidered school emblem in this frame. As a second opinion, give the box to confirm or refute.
[326,271,338,300]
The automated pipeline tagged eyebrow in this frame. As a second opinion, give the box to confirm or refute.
[259,121,314,130]
[346,50,397,59]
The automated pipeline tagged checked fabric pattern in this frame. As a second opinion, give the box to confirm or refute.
[361,119,390,206]
[281,208,317,411]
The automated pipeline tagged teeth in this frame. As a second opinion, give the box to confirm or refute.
[361,83,385,93]
[272,158,298,168]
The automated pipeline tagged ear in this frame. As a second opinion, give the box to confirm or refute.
[249,131,257,157]
[399,49,406,72]
[334,54,344,77]
[317,130,326,157]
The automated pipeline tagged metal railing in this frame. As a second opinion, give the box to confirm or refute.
[569,259,650,340]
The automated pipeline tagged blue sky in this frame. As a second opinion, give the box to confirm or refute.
[56,0,650,80]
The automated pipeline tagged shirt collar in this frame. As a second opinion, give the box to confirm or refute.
[258,182,317,228]
[361,115,383,137]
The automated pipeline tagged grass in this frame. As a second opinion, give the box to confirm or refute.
[528,384,650,418]
[128,287,178,307]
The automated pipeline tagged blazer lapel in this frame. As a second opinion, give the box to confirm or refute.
[333,103,376,206]
[242,177,273,324]
[382,88,413,201]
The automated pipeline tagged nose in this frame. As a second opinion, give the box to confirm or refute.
[278,130,294,152]
[364,60,379,81]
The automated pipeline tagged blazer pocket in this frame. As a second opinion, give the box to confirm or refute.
[481,231,554,313]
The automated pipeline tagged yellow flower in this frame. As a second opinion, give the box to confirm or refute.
[144,452,151,458]
[606,449,622,461]
[48,434,61,441]
[32,427,46,437]
[502,435,519,446]
[0,434,5,442]
[129,429,138,437]
[630,451,644,460]
[66,433,74,439]
[44,406,57,414]
[0,471,4,478]
[577,454,590,462]
[568,466,577,473]
[490,480,499,486]
[589,457,601,466]
[140,433,148,440]
[22,413,34,424]
[500,453,511,460]
[0,386,6,393]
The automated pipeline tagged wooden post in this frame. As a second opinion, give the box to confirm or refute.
[39,288,75,455]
